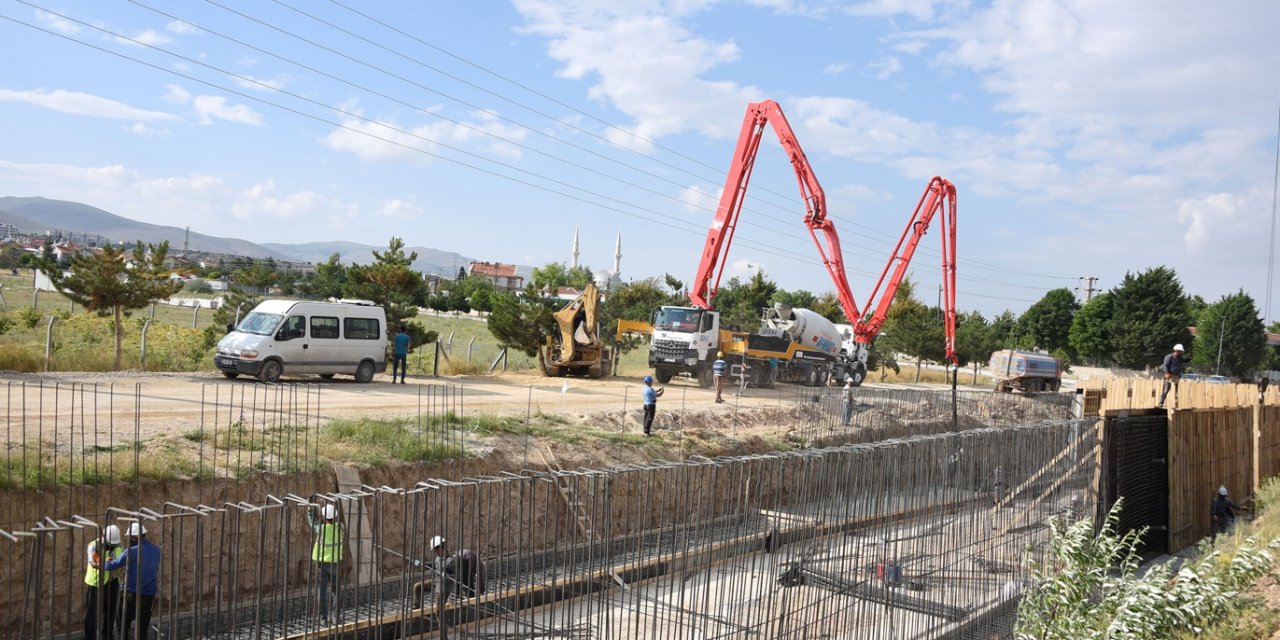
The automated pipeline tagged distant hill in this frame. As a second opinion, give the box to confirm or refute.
[0,196,289,259]
[262,241,474,276]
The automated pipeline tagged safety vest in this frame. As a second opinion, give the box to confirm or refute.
[312,522,344,564]
[84,540,121,587]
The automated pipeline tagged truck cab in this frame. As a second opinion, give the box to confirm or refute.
[649,306,719,386]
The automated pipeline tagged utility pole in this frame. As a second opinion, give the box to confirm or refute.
[1079,276,1099,303]
[1217,315,1226,376]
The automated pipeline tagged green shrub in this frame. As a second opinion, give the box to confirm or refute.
[19,306,41,329]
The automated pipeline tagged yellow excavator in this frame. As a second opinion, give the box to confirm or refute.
[543,283,611,378]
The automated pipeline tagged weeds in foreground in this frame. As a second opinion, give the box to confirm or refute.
[1018,495,1280,639]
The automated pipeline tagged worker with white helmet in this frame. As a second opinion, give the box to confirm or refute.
[1210,484,1240,539]
[429,535,486,601]
[306,499,345,624]
[1157,343,1188,408]
[99,522,161,640]
[712,352,727,403]
[84,524,124,640]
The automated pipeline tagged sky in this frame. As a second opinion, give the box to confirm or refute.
[0,0,1277,320]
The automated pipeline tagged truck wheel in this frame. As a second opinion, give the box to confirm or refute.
[805,367,818,387]
[260,360,282,384]
[222,371,239,380]
[355,361,375,383]
[655,368,673,384]
[850,365,866,387]
[697,366,713,388]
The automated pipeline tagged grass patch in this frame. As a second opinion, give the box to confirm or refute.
[321,416,463,467]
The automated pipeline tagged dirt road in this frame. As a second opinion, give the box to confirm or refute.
[0,370,818,442]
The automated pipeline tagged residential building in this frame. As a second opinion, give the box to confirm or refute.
[469,261,524,291]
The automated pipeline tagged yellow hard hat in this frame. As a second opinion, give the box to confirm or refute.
[717,351,724,358]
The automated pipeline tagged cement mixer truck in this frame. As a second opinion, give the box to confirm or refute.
[649,99,958,388]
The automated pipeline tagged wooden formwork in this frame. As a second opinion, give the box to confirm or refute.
[1079,377,1277,413]
[1166,407,1254,552]
[1258,405,1280,483]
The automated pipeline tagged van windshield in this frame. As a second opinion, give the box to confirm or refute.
[238,312,284,336]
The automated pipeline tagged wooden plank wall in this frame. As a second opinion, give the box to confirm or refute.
[1259,405,1280,482]
[1079,378,1277,413]
[1167,408,1254,552]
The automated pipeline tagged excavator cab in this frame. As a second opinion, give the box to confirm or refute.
[543,284,611,379]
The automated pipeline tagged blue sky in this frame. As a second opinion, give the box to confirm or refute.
[1,0,1277,320]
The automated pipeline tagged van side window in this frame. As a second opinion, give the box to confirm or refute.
[344,317,380,340]
[279,316,305,340]
[310,316,339,339]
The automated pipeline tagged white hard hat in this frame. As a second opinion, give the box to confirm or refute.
[430,535,445,550]
[322,504,338,520]
[103,525,121,545]
[1174,343,1185,352]
[127,522,146,537]
[1219,485,1228,496]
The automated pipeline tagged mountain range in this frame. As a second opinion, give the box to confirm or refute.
[0,196,480,276]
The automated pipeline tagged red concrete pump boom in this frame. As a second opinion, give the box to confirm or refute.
[689,99,958,364]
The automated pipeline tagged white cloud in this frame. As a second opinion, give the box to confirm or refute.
[165,20,201,35]
[231,74,285,92]
[728,258,765,278]
[0,87,177,121]
[34,9,81,35]
[191,95,264,126]
[822,63,849,76]
[125,122,168,137]
[322,110,528,161]
[114,29,172,47]
[868,56,903,80]
[678,184,720,213]
[514,0,764,145]
[370,199,425,219]
[843,0,963,21]
[162,84,190,104]
[232,181,323,220]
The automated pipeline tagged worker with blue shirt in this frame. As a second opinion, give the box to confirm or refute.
[392,324,411,384]
[642,375,665,436]
[100,523,161,640]
[712,352,727,403]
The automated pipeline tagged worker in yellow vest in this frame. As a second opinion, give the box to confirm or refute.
[306,502,344,624]
[84,524,123,640]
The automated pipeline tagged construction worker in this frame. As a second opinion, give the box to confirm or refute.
[100,523,160,640]
[642,375,664,436]
[84,524,123,640]
[430,536,486,599]
[392,324,411,384]
[307,502,345,624]
[1157,343,1187,408]
[841,377,855,426]
[712,352,727,403]
[1211,485,1240,539]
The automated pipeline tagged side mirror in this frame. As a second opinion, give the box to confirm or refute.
[225,323,234,334]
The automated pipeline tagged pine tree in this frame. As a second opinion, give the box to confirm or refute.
[1108,267,1192,370]
[1190,291,1265,377]
[345,237,421,335]
[40,241,184,370]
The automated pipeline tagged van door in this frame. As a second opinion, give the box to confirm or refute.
[274,315,310,373]
[342,314,385,373]
[308,314,345,374]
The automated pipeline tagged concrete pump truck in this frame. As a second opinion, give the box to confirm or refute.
[647,99,959,388]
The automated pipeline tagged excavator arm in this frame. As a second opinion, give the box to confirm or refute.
[550,283,601,364]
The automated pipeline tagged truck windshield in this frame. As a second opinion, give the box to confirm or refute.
[654,307,703,333]
[237,312,284,336]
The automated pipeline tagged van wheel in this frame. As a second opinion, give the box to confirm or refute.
[355,361,375,383]
[222,371,239,380]
[260,361,282,384]
[318,374,335,380]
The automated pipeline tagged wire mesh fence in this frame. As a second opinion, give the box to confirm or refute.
[1,418,1098,639]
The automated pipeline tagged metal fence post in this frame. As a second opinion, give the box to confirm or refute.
[44,315,56,371]
[192,304,199,328]
[140,319,154,371]
[467,336,476,363]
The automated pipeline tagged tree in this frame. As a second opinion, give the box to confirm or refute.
[989,310,1018,348]
[810,292,848,324]
[1190,291,1266,377]
[772,289,817,311]
[1017,288,1079,357]
[40,241,183,370]
[297,253,347,299]
[1109,267,1193,370]
[881,278,945,382]
[232,260,276,296]
[599,278,674,353]
[1069,293,1114,366]
[486,288,557,367]
[955,311,999,383]
[714,270,777,330]
[1264,321,1280,373]
[456,266,467,281]
[662,273,684,296]
[345,237,422,335]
